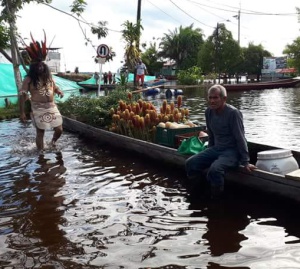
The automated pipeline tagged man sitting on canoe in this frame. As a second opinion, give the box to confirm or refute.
[185,84,256,198]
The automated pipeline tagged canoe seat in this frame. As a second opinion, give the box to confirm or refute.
[285,169,300,180]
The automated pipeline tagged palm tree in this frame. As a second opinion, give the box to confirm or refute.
[121,20,143,73]
[159,24,204,70]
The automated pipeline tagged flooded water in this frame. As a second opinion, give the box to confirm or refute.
[150,85,300,150]
[2,87,300,268]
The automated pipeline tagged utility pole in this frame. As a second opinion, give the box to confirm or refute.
[216,23,220,83]
[237,9,240,46]
[134,0,142,86]
[137,0,142,51]
[234,10,241,45]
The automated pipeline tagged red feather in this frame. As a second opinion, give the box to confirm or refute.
[23,31,49,62]
[42,29,47,57]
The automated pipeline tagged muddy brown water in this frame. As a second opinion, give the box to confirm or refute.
[2,87,300,268]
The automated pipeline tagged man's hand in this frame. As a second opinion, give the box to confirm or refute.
[244,163,257,172]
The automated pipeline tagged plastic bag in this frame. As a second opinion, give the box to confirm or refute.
[177,136,206,155]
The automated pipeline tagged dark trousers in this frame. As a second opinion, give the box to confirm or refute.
[185,147,239,187]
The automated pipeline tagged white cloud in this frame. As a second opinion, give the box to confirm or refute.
[15,0,300,73]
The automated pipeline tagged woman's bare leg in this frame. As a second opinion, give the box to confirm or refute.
[51,125,63,146]
[36,128,45,150]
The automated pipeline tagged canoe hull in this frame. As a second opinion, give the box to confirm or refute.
[223,78,300,91]
[63,117,300,203]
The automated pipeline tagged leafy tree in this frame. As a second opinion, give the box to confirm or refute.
[198,23,242,82]
[159,24,204,70]
[0,22,10,50]
[140,41,163,76]
[241,43,272,81]
[0,0,109,95]
[70,0,87,16]
[197,40,215,75]
[0,0,52,94]
[283,37,300,73]
[0,21,10,61]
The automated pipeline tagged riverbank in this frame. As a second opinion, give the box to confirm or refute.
[55,72,92,82]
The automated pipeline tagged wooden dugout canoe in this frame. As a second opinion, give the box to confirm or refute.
[62,117,300,203]
[222,78,300,91]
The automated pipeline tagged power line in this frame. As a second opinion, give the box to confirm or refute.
[169,0,214,28]
[184,0,298,16]
[42,3,121,33]
[145,0,183,24]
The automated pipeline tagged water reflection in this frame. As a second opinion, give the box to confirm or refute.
[181,86,300,150]
[2,84,300,268]
[75,85,300,149]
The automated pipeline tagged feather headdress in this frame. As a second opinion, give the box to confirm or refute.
[21,30,48,63]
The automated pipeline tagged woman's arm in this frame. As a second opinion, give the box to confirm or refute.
[53,80,64,98]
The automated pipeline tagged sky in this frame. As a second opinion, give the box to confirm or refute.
[4,0,300,73]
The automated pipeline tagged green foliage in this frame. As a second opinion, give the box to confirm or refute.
[159,24,204,70]
[70,0,87,16]
[141,41,163,76]
[241,43,272,76]
[0,103,19,120]
[177,66,203,85]
[0,0,52,22]
[0,22,10,49]
[200,23,242,77]
[283,37,300,73]
[58,89,139,128]
[116,73,128,88]
[121,20,143,71]
[91,21,108,39]
[198,41,216,74]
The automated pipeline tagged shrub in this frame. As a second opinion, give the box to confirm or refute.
[58,89,140,128]
[177,66,204,85]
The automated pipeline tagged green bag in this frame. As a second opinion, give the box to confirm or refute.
[177,136,206,155]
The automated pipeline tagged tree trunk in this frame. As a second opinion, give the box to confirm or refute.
[9,23,22,92]
[0,48,12,62]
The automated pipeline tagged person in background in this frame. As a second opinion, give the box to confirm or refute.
[94,72,100,85]
[135,59,147,87]
[108,71,113,84]
[103,72,108,85]
[19,32,64,151]
[185,84,256,198]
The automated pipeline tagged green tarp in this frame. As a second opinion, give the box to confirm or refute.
[0,63,83,108]
[78,72,156,85]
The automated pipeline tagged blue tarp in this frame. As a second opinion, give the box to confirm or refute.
[0,63,83,108]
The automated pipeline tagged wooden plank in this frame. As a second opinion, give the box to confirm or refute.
[285,169,300,181]
[131,85,163,94]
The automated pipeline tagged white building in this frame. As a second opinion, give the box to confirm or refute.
[0,48,61,73]
[46,49,61,73]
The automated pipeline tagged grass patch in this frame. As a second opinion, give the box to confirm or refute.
[0,103,20,120]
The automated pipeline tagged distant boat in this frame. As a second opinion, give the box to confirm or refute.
[143,78,168,88]
[78,74,168,91]
[223,77,300,91]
